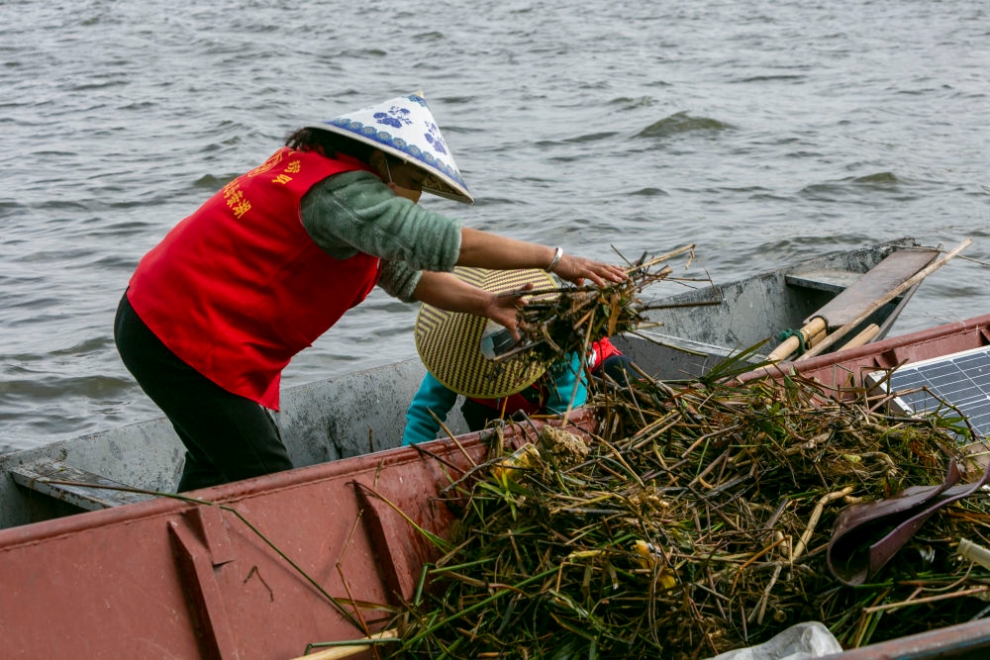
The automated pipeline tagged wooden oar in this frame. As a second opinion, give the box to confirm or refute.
[795,238,972,362]
[808,324,827,346]
[767,316,827,362]
[768,244,936,362]
[767,308,855,363]
[838,322,880,351]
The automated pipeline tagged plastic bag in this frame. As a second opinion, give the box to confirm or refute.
[704,622,842,660]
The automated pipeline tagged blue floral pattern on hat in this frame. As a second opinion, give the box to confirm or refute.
[424,122,447,155]
[373,106,413,129]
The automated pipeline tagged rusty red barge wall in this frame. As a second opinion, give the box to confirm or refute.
[3,315,990,658]
[0,416,592,659]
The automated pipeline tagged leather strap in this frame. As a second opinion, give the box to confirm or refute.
[827,459,990,586]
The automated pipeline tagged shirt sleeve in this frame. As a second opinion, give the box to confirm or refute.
[378,259,423,303]
[403,372,461,446]
[300,170,463,272]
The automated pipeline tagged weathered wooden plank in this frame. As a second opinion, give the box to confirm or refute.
[805,249,938,328]
[785,269,864,293]
[9,459,155,511]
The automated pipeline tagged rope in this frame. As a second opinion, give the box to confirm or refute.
[777,328,807,355]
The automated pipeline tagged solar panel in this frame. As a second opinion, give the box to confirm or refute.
[867,346,990,440]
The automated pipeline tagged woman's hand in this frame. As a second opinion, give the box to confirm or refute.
[414,272,532,340]
[480,285,533,341]
[551,254,627,287]
[458,229,627,287]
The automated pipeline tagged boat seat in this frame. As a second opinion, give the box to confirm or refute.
[9,459,155,512]
[785,269,865,294]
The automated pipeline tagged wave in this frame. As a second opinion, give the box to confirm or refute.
[636,112,734,138]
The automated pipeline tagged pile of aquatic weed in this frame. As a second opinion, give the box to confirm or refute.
[387,361,990,659]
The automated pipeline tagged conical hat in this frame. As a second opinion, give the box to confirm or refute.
[415,268,557,398]
[307,91,473,203]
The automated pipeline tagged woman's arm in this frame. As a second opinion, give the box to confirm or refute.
[302,174,626,286]
[413,271,530,338]
[457,228,626,287]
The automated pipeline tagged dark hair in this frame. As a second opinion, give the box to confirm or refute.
[284,127,377,164]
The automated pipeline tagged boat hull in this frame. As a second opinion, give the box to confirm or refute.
[1,236,988,657]
[1,316,989,658]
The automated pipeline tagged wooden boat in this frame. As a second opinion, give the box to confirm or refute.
[3,237,980,659]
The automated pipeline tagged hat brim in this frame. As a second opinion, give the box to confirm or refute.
[305,122,474,204]
[415,268,558,398]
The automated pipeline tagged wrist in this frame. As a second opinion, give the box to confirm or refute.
[546,246,564,272]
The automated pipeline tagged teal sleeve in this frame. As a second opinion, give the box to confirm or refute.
[403,372,460,446]
[546,351,588,414]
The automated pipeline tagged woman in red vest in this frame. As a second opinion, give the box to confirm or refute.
[114,92,626,491]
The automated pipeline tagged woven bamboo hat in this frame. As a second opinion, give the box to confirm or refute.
[306,91,473,203]
[415,267,557,398]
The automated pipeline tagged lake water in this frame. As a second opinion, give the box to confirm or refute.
[2,0,988,453]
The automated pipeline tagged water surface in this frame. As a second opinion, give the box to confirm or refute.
[2,0,987,451]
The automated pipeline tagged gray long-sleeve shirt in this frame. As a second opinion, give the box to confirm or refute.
[299,170,463,302]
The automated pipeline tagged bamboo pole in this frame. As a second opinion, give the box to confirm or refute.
[795,238,972,362]
[838,323,880,351]
[767,317,827,363]
[808,324,827,347]
[290,629,398,660]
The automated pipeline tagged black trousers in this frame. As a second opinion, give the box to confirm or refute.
[113,293,293,492]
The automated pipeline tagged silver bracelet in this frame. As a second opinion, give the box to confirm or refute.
[546,246,564,272]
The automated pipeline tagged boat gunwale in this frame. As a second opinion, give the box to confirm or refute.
[0,410,596,548]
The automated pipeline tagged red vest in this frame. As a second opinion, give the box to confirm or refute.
[127,148,381,410]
